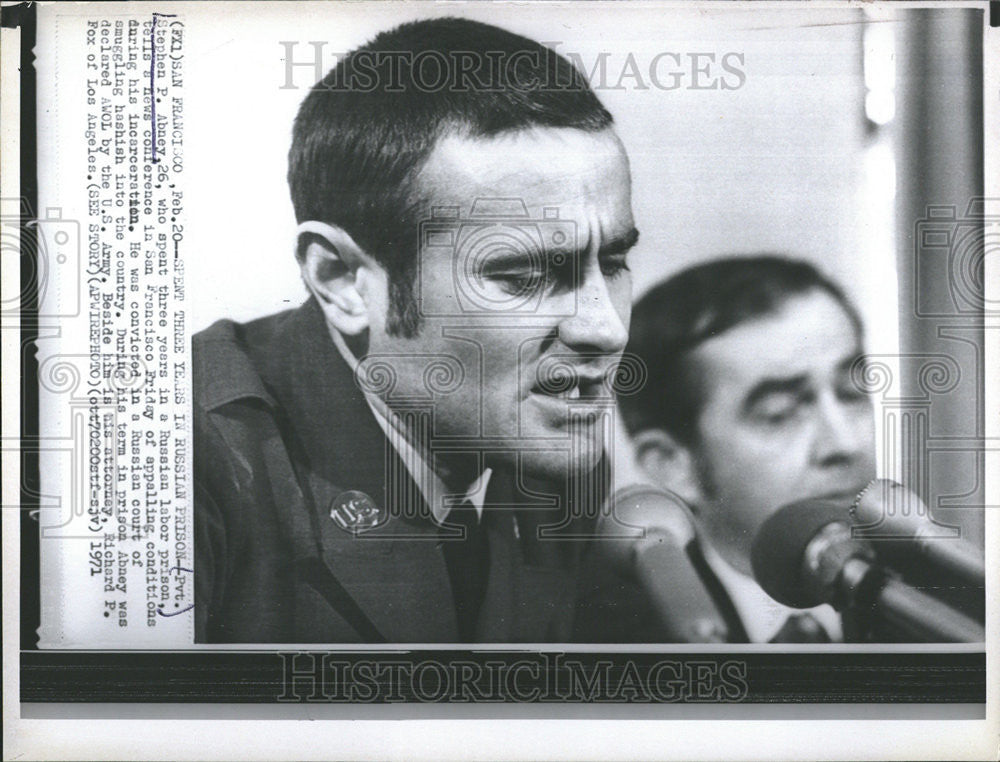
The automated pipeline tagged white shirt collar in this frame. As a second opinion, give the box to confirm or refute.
[702,543,843,643]
[327,326,491,523]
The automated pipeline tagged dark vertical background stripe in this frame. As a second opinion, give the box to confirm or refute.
[0,1,41,650]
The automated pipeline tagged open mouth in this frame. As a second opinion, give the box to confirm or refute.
[530,376,606,402]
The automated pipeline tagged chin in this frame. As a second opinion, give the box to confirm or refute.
[519,441,606,482]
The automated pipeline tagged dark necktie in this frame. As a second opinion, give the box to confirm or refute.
[769,612,832,643]
[440,501,490,642]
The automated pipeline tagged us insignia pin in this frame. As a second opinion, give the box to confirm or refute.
[330,490,385,534]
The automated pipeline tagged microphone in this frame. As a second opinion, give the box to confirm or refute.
[751,499,985,643]
[598,484,739,643]
[849,479,985,587]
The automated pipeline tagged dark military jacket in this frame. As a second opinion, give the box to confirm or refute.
[193,298,591,643]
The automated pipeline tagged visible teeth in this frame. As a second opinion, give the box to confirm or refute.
[534,383,583,400]
[549,385,580,400]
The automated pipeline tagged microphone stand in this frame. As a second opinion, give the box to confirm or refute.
[836,556,985,643]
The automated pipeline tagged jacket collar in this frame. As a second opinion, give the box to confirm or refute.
[258,298,390,507]
[256,298,459,641]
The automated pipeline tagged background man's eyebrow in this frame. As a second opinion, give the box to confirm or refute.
[598,227,640,257]
[742,375,809,410]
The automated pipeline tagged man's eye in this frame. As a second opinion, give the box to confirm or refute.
[600,256,630,277]
[837,381,870,404]
[486,271,545,295]
[760,409,796,425]
[753,396,802,425]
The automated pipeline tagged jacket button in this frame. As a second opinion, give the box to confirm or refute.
[330,491,385,534]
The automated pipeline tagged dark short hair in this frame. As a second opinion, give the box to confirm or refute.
[288,17,613,337]
[620,255,863,443]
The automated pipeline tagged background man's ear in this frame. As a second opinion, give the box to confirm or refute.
[631,428,704,508]
[297,220,376,336]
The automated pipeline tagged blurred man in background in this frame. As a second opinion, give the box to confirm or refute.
[615,255,877,642]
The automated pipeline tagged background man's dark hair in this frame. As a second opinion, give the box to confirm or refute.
[288,17,613,337]
[620,255,864,443]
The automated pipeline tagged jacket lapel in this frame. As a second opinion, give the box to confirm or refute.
[259,299,457,642]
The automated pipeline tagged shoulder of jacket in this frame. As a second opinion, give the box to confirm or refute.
[192,317,276,411]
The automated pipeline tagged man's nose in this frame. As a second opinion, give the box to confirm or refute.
[812,392,867,467]
[556,269,629,353]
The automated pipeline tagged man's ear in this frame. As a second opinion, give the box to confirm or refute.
[631,428,704,508]
[297,220,377,336]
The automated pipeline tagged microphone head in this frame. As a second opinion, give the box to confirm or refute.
[751,498,853,608]
[850,478,959,540]
[851,479,983,587]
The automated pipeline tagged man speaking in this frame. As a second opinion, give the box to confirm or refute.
[192,18,638,643]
